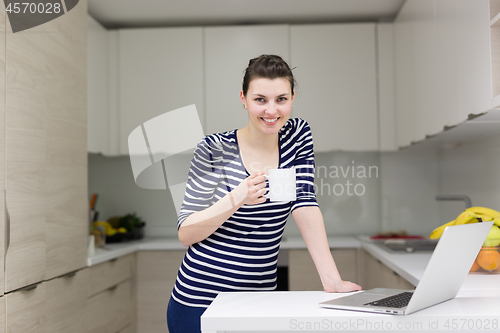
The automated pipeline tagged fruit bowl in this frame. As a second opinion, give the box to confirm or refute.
[470,241,500,274]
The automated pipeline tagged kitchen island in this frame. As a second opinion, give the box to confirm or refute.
[201,237,500,332]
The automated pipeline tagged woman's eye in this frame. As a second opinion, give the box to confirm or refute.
[278,97,287,102]
[255,98,265,102]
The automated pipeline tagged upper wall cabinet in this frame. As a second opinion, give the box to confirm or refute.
[394,0,493,148]
[88,23,388,153]
[204,25,289,136]
[290,24,379,152]
[118,27,204,155]
[88,16,109,155]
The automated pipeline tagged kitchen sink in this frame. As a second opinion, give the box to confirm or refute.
[373,239,439,253]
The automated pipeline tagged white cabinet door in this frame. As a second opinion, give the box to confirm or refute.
[119,27,204,155]
[290,23,378,151]
[87,15,109,154]
[456,0,491,119]
[204,25,289,136]
[394,0,492,148]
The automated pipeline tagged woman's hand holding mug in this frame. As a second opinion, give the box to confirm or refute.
[231,172,268,207]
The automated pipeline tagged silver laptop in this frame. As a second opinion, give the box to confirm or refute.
[319,222,493,315]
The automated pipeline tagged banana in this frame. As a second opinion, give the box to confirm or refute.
[483,225,500,247]
[429,220,456,239]
[475,213,494,222]
[454,210,481,225]
[494,218,500,228]
[465,206,500,219]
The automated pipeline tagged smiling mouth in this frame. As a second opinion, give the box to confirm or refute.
[261,117,279,125]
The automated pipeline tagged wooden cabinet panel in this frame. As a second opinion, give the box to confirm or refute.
[137,250,185,333]
[204,25,289,136]
[88,280,133,333]
[4,0,87,291]
[88,254,133,297]
[43,0,88,280]
[5,11,47,293]
[0,0,5,297]
[363,250,415,290]
[119,27,204,155]
[0,297,4,333]
[45,269,88,333]
[290,23,378,151]
[6,282,46,333]
[289,249,357,291]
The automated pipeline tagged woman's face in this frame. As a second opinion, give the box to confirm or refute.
[240,77,294,136]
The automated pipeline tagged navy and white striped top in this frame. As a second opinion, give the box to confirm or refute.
[172,118,318,307]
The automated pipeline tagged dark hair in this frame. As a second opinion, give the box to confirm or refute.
[242,54,296,96]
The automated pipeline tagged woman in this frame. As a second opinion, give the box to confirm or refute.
[167,54,361,333]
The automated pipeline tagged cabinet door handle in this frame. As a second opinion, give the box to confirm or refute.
[108,285,118,292]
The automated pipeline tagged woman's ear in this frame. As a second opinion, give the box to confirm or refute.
[240,90,247,109]
[291,89,295,103]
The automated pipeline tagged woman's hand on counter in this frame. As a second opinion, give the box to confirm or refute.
[324,279,362,293]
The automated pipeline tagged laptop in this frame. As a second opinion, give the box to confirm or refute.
[319,221,493,315]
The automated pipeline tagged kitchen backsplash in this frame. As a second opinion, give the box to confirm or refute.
[89,146,455,238]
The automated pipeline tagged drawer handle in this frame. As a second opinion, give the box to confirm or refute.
[108,285,118,292]
[62,271,77,278]
[20,283,39,292]
[109,258,118,263]
[392,271,399,277]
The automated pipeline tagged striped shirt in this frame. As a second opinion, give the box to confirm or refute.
[172,117,318,307]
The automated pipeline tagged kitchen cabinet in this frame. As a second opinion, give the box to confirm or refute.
[0,297,4,333]
[288,249,358,291]
[88,15,110,155]
[491,0,500,107]
[4,0,88,291]
[0,2,5,297]
[45,269,88,333]
[204,25,289,135]
[6,282,47,333]
[290,23,378,152]
[118,27,204,155]
[88,254,136,333]
[137,250,186,333]
[394,0,493,148]
[360,249,414,290]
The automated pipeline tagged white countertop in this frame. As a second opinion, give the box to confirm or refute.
[87,235,361,266]
[200,236,500,332]
[202,291,500,333]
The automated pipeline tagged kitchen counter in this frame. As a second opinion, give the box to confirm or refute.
[359,236,500,296]
[200,236,500,332]
[201,291,500,333]
[87,235,361,266]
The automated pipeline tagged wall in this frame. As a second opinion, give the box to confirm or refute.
[439,132,500,223]
[89,148,444,238]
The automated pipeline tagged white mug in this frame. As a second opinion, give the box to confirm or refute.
[264,167,296,202]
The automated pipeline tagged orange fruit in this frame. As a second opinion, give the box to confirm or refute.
[469,259,481,272]
[476,248,500,271]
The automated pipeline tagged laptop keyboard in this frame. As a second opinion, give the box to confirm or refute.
[364,291,413,308]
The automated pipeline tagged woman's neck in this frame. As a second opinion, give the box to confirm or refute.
[238,125,278,153]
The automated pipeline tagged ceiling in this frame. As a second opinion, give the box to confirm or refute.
[88,0,406,29]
